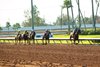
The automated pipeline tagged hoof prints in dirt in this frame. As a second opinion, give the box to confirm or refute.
[0,44,100,67]
[0,60,88,67]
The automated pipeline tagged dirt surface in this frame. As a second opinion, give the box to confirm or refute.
[0,44,100,67]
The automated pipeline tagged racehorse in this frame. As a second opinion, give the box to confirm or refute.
[42,30,51,45]
[22,31,30,44]
[15,31,23,44]
[70,28,81,44]
[29,30,36,44]
[15,30,36,45]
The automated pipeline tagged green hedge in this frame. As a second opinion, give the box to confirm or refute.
[81,28,100,35]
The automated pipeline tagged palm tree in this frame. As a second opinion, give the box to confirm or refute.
[61,6,64,30]
[95,0,99,17]
[64,0,71,33]
[95,0,100,29]
[91,0,96,32]
[6,22,11,34]
[76,0,86,31]
[31,0,34,30]
[76,0,81,28]
[70,0,75,29]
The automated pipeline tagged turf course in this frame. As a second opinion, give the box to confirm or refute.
[53,34,100,44]
[53,34,100,38]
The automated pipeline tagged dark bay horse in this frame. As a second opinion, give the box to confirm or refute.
[22,31,30,44]
[15,30,36,45]
[42,30,51,45]
[70,28,81,44]
[15,31,23,44]
[29,30,36,44]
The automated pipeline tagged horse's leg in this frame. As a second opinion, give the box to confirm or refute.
[42,37,44,45]
[75,34,79,44]
[78,35,79,44]
[19,40,21,44]
[21,39,23,44]
[33,39,35,44]
[26,40,28,44]
[73,34,77,44]
[15,39,17,45]
[33,37,35,44]
[22,40,24,44]
[32,39,34,44]
[19,40,21,45]
[44,39,47,45]
[18,38,21,44]
[29,38,32,44]
[24,40,26,45]
[70,36,72,40]
[73,38,76,44]
[25,40,27,44]
[70,37,72,43]
[28,39,30,45]
[74,40,75,44]
[42,39,43,45]
[43,39,45,45]
[15,38,16,45]
[45,39,47,45]
[15,37,18,45]
[77,39,79,44]
[48,40,50,44]
[25,40,27,45]
[47,38,50,44]
[31,38,34,44]
[70,35,73,44]
[18,40,20,44]
[17,39,19,44]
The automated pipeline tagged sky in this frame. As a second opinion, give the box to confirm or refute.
[0,0,100,27]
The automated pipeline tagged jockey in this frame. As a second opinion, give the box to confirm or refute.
[25,30,29,34]
[73,28,78,35]
[45,29,51,38]
[17,31,21,37]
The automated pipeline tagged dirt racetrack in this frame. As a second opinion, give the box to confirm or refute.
[0,44,100,67]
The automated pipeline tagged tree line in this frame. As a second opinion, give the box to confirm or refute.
[0,22,21,32]
[53,15,100,25]
[22,0,100,33]
[59,0,100,33]
[0,0,100,33]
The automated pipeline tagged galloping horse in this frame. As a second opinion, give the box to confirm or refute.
[70,28,81,44]
[23,31,30,44]
[42,30,51,45]
[15,31,23,44]
[15,30,36,45]
[29,30,36,44]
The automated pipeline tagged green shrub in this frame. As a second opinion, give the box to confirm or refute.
[81,28,100,35]
[92,40,100,43]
